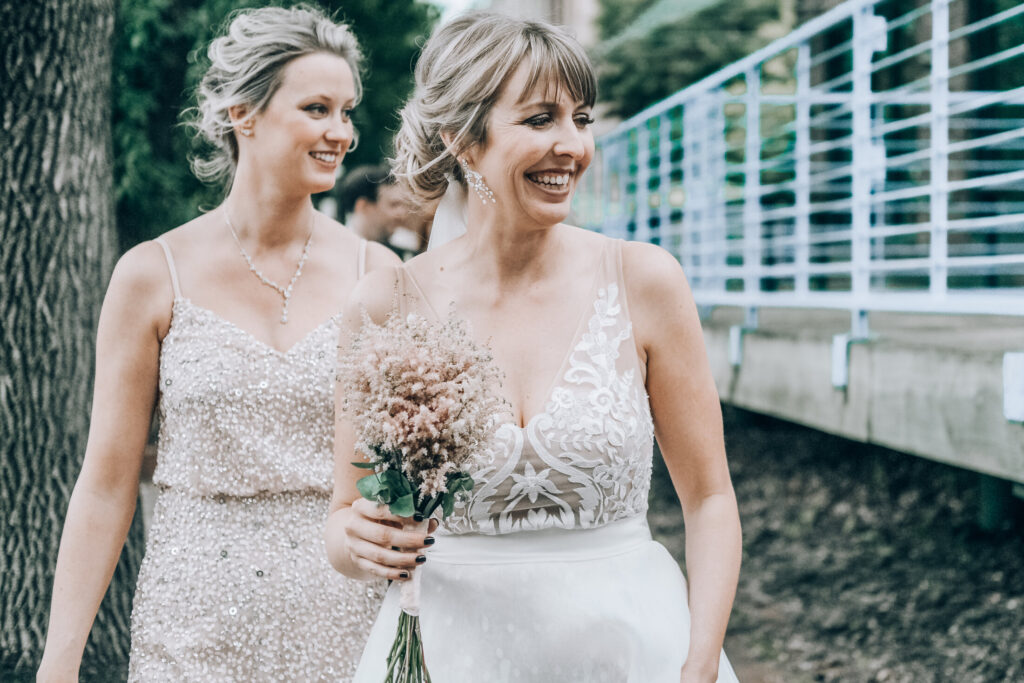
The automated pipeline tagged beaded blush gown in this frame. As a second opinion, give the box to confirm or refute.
[127,238,385,681]
[353,238,739,682]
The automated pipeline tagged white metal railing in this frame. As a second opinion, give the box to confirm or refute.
[577,0,1024,336]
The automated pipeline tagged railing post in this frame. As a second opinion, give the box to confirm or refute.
[743,67,763,299]
[710,94,729,295]
[850,1,878,326]
[683,100,706,284]
[833,1,883,390]
[795,42,812,298]
[930,0,950,301]
[659,110,674,253]
[614,137,631,240]
[636,121,652,244]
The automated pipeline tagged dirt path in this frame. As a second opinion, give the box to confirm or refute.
[648,407,1023,683]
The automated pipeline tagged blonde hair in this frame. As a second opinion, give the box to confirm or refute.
[392,12,596,200]
[186,4,362,188]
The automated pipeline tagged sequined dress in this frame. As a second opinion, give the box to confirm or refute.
[353,238,738,682]
[128,239,385,682]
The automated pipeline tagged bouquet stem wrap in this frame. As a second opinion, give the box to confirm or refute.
[399,568,422,617]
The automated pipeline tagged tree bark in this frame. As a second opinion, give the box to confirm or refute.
[0,1,144,679]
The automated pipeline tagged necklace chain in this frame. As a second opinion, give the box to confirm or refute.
[224,210,315,324]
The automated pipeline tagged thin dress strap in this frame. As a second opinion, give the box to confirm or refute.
[611,237,647,384]
[154,237,182,299]
[356,238,368,279]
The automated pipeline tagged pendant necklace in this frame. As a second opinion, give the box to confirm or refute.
[225,209,315,324]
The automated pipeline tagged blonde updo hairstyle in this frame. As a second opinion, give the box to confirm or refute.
[188,4,362,188]
[392,12,596,200]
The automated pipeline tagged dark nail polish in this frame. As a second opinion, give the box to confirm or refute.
[423,537,435,546]
[413,513,424,522]
[391,546,400,551]
[399,571,409,579]
[415,555,427,564]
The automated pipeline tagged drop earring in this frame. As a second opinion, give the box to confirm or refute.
[461,159,496,204]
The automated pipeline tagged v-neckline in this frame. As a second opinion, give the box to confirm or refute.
[170,298,337,357]
[402,243,608,428]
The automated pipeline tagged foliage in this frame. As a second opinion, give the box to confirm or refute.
[594,0,784,120]
[113,0,439,248]
[594,0,660,42]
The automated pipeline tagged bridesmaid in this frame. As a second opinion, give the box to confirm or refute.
[38,6,394,681]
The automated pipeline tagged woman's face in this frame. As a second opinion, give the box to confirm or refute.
[469,62,594,228]
[241,52,356,195]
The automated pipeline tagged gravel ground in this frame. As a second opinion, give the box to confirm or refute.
[648,406,1024,683]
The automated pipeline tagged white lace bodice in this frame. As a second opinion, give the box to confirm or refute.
[400,239,655,536]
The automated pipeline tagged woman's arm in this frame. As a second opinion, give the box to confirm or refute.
[623,240,742,682]
[37,243,170,681]
[324,266,431,583]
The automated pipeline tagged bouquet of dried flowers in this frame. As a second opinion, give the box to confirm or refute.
[338,310,505,683]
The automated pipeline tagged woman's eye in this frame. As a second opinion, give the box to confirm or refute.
[341,108,354,122]
[575,114,595,128]
[305,103,328,116]
[524,114,553,128]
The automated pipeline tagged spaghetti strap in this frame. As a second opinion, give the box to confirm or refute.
[357,238,368,279]
[154,237,182,299]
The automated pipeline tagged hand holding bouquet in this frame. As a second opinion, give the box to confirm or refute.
[338,310,505,683]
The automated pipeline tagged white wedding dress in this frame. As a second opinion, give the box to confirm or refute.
[354,238,739,682]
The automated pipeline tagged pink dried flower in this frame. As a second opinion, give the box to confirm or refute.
[338,310,506,502]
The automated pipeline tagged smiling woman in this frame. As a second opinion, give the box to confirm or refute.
[36,5,401,682]
[327,11,743,683]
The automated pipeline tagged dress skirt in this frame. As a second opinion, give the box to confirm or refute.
[129,489,384,681]
[354,515,739,682]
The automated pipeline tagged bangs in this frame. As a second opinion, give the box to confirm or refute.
[515,28,596,108]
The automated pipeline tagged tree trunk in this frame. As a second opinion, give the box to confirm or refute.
[0,1,144,679]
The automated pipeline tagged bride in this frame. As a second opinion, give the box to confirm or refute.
[326,12,742,682]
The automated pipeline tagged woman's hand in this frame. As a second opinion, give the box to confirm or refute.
[341,498,435,582]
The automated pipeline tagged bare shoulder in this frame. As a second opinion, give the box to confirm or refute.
[364,241,403,270]
[620,240,690,301]
[109,240,173,302]
[319,214,402,272]
[346,265,403,326]
[102,239,176,338]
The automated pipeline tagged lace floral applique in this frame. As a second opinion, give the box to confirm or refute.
[444,283,655,536]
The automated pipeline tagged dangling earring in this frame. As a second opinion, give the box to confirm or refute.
[461,159,495,204]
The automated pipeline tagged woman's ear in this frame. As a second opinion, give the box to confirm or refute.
[228,105,254,137]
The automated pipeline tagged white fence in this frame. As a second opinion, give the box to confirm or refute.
[577,0,1024,337]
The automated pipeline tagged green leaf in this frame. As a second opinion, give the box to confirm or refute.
[350,461,376,469]
[441,492,455,517]
[449,474,475,493]
[390,493,415,517]
[356,473,383,500]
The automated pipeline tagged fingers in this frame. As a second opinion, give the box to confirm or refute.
[349,537,422,573]
[352,498,433,530]
[346,499,433,581]
[350,553,414,582]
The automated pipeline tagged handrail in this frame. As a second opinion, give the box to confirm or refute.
[577,0,1024,335]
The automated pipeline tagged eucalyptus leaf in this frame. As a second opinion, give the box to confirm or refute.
[390,493,415,517]
[356,473,383,500]
[350,461,376,469]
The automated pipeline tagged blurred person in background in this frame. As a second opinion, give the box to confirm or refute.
[339,164,421,259]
